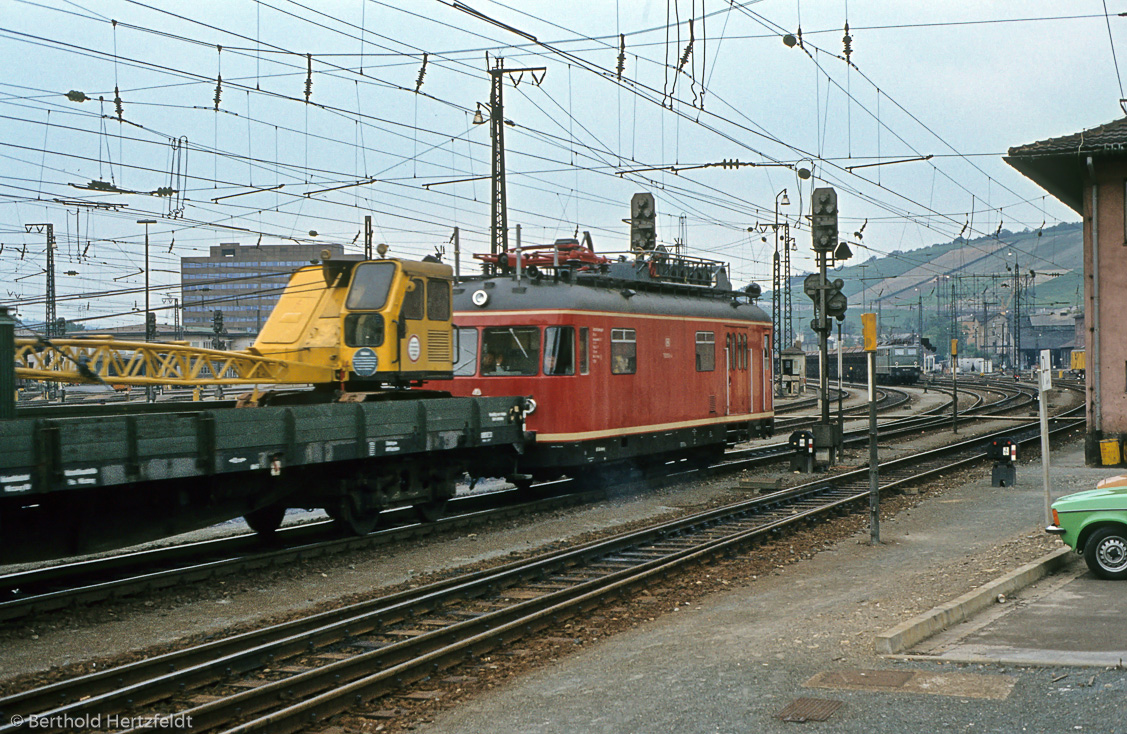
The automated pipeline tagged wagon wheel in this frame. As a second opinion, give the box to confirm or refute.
[415,498,449,523]
[244,504,286,535]
[415,463,456,523]
[327,494,383,536]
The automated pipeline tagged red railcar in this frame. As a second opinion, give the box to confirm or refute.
[432,244,773,480]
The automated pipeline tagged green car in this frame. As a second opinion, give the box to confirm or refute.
[1047,474,1127,580]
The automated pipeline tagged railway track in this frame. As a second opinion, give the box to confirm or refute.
[0,395,1083,734]
[0,380,1036,624]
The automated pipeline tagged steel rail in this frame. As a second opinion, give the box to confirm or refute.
[0,382,1025,623]
[0,395,1083,734]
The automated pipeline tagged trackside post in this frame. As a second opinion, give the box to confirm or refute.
[1038,349,1053,525]
[863,312,879,544]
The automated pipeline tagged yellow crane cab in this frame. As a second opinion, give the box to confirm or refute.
[249,252,455,388]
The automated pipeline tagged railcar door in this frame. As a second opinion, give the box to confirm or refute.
[397,276,428,371]
[761,332,771,413]
[725,327,751,415]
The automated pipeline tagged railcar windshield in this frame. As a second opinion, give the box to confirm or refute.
[481,326,539,376]
[455,327,478,376]
[346,262,396,310]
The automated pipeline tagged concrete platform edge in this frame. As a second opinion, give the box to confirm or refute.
[874,546,1074,655]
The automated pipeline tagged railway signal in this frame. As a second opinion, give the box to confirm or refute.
[807,186,847,467]
[811,187,838,252]
[629,192,657,251]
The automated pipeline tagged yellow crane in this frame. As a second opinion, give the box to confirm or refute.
[14,252,456,390]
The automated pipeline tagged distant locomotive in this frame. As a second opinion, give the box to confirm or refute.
[432,238,774,480]
[805,343,922,385]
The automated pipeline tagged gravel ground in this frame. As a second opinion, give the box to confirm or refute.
[403,434,1117,734]
[0,383,1086,731]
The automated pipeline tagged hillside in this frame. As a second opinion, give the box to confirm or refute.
[777,221,1082,349]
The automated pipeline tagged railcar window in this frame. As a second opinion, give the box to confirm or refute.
[740,334,747,370]
[543,326,576,375]
[400,278,425,320]
[611,328,636,374]
[454,327,478,376]
[695,331,715,371]
[727,334,734,370]
[480,326,540,376]
[427,280,451,321]
[346,262,396,310]
[344,313,385,347]
[579,327,590,375]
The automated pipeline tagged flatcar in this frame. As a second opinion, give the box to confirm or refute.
[805,344,922,385]
[431,239,773,481]
[2,254,528,562]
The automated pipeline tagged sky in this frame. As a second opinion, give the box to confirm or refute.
[0,0,1122,329]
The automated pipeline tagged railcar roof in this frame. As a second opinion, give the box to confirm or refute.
[453,275,770,324]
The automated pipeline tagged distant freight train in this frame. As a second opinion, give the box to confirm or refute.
[805,344,922,385]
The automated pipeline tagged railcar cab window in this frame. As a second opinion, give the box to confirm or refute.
[454,327,478,376]
[481,326,540,376]
[543,326,576,375]
[346,262,396,310]
[696,331,715,371]
[611,328,637,374]
[343,261,396,347]
[427,280,451,320]
[402,278,425,320]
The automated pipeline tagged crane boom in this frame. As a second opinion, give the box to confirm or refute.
[15,337,333,386]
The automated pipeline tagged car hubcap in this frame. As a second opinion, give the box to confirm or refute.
[1097,536,1127,572]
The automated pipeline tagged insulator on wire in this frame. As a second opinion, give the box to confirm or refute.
[617,34,626,80]
[678,19,695,71]
[415,53,428,92]
[305,53,313,103]
[843,22,853,63]
[114,86,123,120]
[213,75,222,111]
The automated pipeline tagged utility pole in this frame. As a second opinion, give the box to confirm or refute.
[771,189,790,394]
[24,223,56,338]
[782,222,793,361]
[1014,262,1022,371]
[138,219,157,402]
[481,58,545,264]
[950,279,958,367]
[0,306,14,420]
[917,290,924,373]
[772,248,780,390]
[452,226,461,283]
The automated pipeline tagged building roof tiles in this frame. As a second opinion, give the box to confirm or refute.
[1007,117,1127,158]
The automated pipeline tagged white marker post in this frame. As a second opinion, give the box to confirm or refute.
[862,312,879,545]
[1038,349,1053,525]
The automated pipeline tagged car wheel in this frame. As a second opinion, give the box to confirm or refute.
[1083,526,1127,580]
